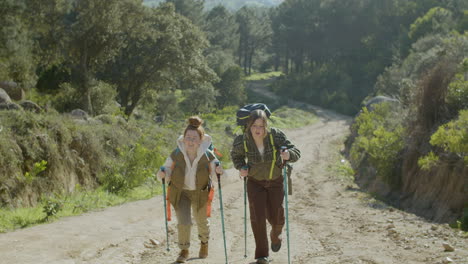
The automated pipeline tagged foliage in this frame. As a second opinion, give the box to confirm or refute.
[204,5,239,74]
[419,110,468,166]
[166,0,205,26]
[271,66,357,115]
[66,0,128,114]
[23,160,48,184]
[375,33,468,106]
[245,71,282,81]
[180,84,219,113]
[143,0,284,10]
[0,183,161,232]
[446,73,468,115]
[215,66,247,108]
[100,142,165,194]
[409,7,455,41]
[417,151,439,170]
[42,196,62,221]
[350,104,405,185]
[50,81,118,115]
[270,106,317,129]
[100,2,218,117]
[236,6,272,75]
[462,206,468,231]
[0,0,36,87]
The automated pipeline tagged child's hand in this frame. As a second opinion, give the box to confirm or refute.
[157,170,166,180]
[240,167,248,178]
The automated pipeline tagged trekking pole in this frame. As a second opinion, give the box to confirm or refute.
[242,165,249,258]
[160,166,170,252]
[215,161,228,264]
[281,147,291,264]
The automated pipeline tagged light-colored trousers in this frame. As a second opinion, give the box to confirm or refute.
[175,190,210,250]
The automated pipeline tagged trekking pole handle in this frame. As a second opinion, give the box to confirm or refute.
[215,161,221,181]
[281,146,288,166]
[160,166,166,184]
[241,165,249,181]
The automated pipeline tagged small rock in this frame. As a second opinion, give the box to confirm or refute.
[442,257,454,263]
[149,239,160,246]
[431,225,438,231]
[442,242,455,252]
[386,224,395,229]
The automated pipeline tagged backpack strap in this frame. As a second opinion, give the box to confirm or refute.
[268,133,276,180]
[243,132,277,180]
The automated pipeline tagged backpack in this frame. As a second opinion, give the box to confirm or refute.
[236,103,272,127]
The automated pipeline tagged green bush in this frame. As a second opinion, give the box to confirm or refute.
[350,104,405,185]
[51,81,118,115]
[446,73,468,115]
[100,142,164,194]
[419,110,468,167]
[462,206,468,231]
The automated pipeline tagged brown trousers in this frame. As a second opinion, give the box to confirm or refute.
[247,176,285,259]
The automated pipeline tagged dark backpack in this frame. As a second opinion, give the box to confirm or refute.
[236,103,272,127]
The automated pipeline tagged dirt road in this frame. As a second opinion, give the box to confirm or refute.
[0,106,466,264]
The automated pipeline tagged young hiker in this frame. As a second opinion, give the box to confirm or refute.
[231,109,300,264]
[157,116,224,263]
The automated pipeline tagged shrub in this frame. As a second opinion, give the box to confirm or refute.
[51,81,118,115]
[419,110,468,167]
[350,104,405,185]
[446,73,468,115]
[100,142,164,194]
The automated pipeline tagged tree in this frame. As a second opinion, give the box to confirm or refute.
[0,0,36,86]
[165,0,205,27]
[236,6,271,75]
[66,0,127,114]
[100,3,218,117]
[204,5,239,74]
[215,66,246,107]
[409,7,455,41]
[180,83,218,113]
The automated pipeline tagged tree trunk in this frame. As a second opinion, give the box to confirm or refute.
[79,46,93,115]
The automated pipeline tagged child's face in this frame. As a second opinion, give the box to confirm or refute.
[250,118,266,139]
[184,130,201,152]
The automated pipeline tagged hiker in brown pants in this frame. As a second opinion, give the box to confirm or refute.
[231,110,300,264]
[157,116,224,263]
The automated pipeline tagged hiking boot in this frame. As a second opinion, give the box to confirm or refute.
[176,249,189,263]
[199,242,208,258]
[270,225,283,252]
[256,256,270,264]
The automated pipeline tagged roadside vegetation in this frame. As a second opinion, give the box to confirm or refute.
[0,105,315,233]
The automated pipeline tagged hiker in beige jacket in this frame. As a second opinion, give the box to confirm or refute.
[231,109,300,264]
[157,116,223,263]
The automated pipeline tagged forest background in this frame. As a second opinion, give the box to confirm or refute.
[0,0,466,233]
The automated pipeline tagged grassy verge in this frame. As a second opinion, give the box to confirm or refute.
[271,106,318,129]
[244,71,283,81]
[0,181,160,233]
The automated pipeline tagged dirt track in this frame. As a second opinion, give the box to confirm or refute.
[0,103,466,264]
